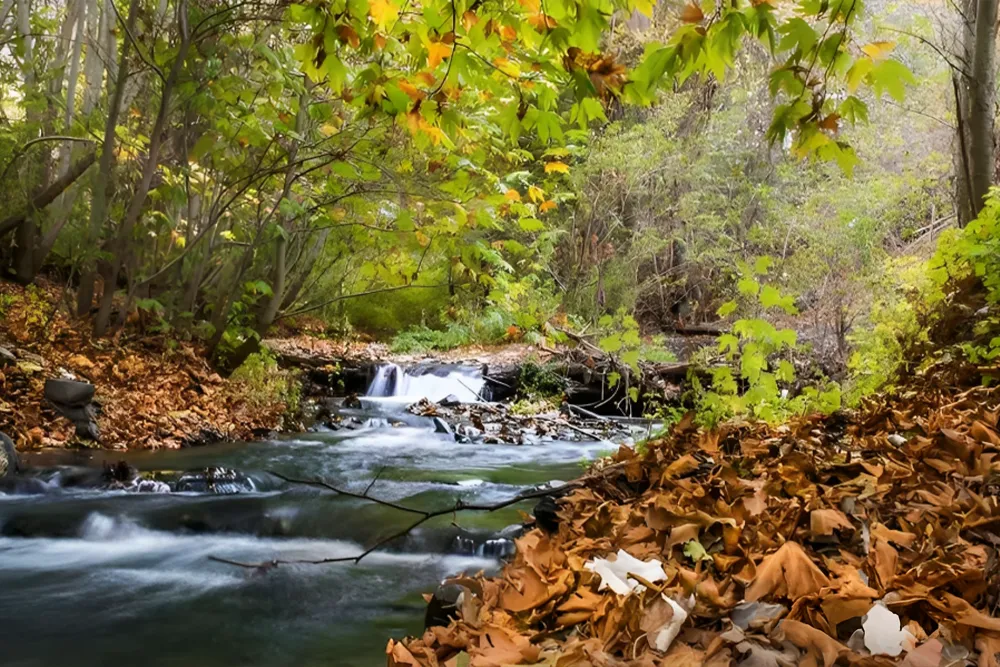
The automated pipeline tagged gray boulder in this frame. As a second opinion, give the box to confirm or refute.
[0,432,20,478]
[44,379,100,442]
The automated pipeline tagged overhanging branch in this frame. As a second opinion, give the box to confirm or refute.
[208,468,619,571]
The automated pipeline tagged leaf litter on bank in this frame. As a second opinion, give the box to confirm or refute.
[0,282,288,449]
[389,380,1000,666]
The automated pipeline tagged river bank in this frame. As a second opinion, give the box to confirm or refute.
[389,371,1000,666]
[1,281,686,452]
[0,282,559,452]
[0,282,293,450]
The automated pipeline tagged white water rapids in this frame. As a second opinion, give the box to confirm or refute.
[365,363,486,403]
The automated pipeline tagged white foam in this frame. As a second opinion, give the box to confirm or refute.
[367,363,485,402]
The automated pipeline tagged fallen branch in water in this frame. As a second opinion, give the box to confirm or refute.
[208,466,622,570]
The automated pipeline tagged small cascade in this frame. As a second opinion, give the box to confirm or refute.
[365,363,485,403]
[367,363,402,397]
[450,535,517,559]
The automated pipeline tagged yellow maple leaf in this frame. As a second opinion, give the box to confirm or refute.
[419,118,446,145]
[369,0,398,30]
[860,40,896,61]
[539,200,557,212]
[405,110,421,135]
[427,41,452,69]
[544,161,569,174]
[415,231,431,247]
[505,189,522,202]
[528,185,544,203]
[492,57,521,78]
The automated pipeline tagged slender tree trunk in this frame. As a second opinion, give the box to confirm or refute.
[954,0,999,224]
[94,3,192,335]
[38,0,87,274]
[206,242,255,355]
[76,0,136,316]
[967,0,998,221]
[80,0,103,115]
[12,0,37,282]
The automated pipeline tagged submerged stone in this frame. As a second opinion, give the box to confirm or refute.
[175,467,255,494]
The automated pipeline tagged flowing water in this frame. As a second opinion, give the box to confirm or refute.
[0,365,621,666]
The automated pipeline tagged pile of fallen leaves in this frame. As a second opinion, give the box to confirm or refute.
[389,381,1000,666]
[0,282,287,449]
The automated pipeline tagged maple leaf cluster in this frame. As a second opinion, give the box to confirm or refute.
[390,382,1000,666]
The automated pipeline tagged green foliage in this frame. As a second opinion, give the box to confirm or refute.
[845,189,1000,397]
[844,258,933,404]
[230,349,302,420]
[694,260,840,426]
[0,293,17,319]
[390,323,472,354]
[518,361,565,400]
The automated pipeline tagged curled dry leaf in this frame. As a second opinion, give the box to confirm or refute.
[745,542,831,601]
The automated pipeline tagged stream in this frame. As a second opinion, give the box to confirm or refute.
[0,365,628,666]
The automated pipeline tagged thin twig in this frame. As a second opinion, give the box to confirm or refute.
[211,468,621,570]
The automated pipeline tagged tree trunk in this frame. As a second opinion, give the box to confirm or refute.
[11,0,37,282]
[954,0,999,225]
[0,152,97,239]
[76,0,136,316]
[967,0,998,221]
[94,0,192,335]
[37,0,87,274]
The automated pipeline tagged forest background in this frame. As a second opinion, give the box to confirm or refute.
[1,0,998,428]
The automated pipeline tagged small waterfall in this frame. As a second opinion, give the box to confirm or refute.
[367,363,401,397]
[365,363,485,403]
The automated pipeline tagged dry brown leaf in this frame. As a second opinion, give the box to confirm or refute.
[745,542,831,602]
[809,509,853,537]
[772,620,846,667]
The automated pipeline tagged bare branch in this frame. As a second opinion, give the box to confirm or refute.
[209,469,620,569]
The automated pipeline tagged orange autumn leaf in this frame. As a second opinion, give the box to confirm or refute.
[461,10,478,30]
[505,189,522,202]
[397,80,425,102]
[819,113,840,132]
[809,508,853,537]
[773,620,847,667]
[426,41,452,69]
[680,2,704,22]
[527,12,557,30]
[544,161,569,174]
[336,23,360,48]
[539,200,557,212]
[374,33,387,49]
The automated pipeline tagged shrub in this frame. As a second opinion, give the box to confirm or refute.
[230,349,302,420]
